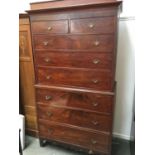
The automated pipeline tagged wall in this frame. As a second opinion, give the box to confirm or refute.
[113,17,135,140]
[113,0,135,140]
[19,0,135,140]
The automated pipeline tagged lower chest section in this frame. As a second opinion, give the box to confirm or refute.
[36,87,115,154]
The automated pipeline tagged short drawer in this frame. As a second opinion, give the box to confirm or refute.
[36,88,114,114]
[31,20,68,34]
[38,105,112,132]
[70,17,115,34]
[33,35,114,52]
[36,67,113,91]
[34,51,113,70]
[39,120,110,153]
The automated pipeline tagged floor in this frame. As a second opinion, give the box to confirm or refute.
[23,136,134,155]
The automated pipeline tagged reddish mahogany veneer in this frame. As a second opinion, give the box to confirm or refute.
[34,51,113,70]
[39,120,110,154]
[28,0,122,154]
[36,88,114,114]
[36,67,113,91]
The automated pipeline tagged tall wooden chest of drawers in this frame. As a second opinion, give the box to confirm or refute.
[27,0,122,154]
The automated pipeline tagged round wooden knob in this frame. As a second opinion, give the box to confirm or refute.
[47,26,52,31]
[46,76,51,80]
[48,128,53,134]
[47,111,53,117]
[43,41,48,46]
[92,121,99,126]
[45,95,52,100]
[92,79,99,84]
[92,102,99,107]
[88,23,94,28]
[94,41,100,46]
[44,58,51,62]
[91,139,97,144]
[93,59,100,64]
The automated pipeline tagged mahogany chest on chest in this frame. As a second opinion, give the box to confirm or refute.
[27,0,122,154]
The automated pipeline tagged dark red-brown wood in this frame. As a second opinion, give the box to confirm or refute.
[29,0,122,11]
[36,67,113,91]
[38,120,110,154]
[29,7,118,22]
[31,20,68,34]
[70,16,115,34]
[33,34,114,52]
[38,104,112,132]
[36,88,114,114]
[27,0,122,154]
[34,51,113,70]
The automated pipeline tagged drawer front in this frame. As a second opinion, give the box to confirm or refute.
[25,115,37,130]
[70,17,115,34]
[31,20,68,34]
[36,67,113,91]
[35,51,113,70]
[39,120,110,153]
[33,35,114,52]
[36,89,114,114]
[38,105,112,132]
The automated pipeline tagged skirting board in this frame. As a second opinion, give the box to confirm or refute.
[113,132,134,141]
[119,16,135,21]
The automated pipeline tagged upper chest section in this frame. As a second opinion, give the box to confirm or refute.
[29,6,118,35]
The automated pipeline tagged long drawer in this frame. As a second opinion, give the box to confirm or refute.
[36,88,114,114]
[33,35,114,52]
[34,51,113,70]
[39,120,110,154]
[36,67,113,91]
[38,104,112,132]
